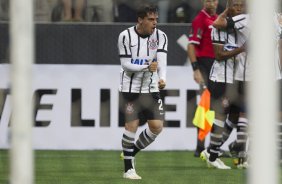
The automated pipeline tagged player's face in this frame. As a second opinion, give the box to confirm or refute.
[229,0,245,16]
[138,12,158,35]
[203,0,218,15]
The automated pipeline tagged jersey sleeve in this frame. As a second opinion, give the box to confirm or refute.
[118,30,131,57]
[118,30,149,72]
[232,14,248,29]
[157,31,168,82]
[188,17,204,45]
[231,14,250,37]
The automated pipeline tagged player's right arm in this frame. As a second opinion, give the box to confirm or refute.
[118,31,149,72]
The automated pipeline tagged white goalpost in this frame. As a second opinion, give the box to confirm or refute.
[248,0,279,184]
[10,0,34,184]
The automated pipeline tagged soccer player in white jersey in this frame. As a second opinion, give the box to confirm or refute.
[117,4,168,180]
[212,2,251,168]
[213,3,250,39]
[200,0,246,169]
[212,4,282,168]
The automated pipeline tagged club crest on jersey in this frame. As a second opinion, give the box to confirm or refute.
[125,103,134,114]
[148,39,158,50]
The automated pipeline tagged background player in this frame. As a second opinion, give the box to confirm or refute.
[212,1,250,168]
[200,0,246,169]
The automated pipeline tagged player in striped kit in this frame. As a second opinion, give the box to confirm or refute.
[200,0,246,169]
[117,4,168,180]
[213,11,282,168]
[212,3,250,168]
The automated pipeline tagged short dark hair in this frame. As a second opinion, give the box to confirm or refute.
[137,4,158,19]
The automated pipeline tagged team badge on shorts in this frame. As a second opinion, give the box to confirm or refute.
[148,39,158,50]
[125,103,134,114]
[221,97,230,108]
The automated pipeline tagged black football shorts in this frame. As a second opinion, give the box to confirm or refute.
[119,92,165,123]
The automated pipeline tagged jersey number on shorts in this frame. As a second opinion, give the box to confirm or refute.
[158,99,163,111]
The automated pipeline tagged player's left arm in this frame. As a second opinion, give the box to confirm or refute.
[212,28,245,61]
[213,43,245,61]
[157,32,168,89]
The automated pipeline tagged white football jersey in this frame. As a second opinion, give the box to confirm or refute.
[232,14,251,81]
[118,26,168,93]
[232,14,250,40]
[209,27,238,83]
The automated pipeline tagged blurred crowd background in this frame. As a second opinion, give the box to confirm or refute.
[0,0,228,23]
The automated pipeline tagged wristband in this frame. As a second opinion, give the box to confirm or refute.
[191,61,199,71]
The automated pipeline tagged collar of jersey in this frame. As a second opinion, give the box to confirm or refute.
[134,26,151,38]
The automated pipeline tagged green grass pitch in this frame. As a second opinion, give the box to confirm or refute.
[0,150,279,184]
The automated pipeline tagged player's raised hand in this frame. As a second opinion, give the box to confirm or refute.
[158,79,166,89]
[213,8,229,29]
[148,61,158,72]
